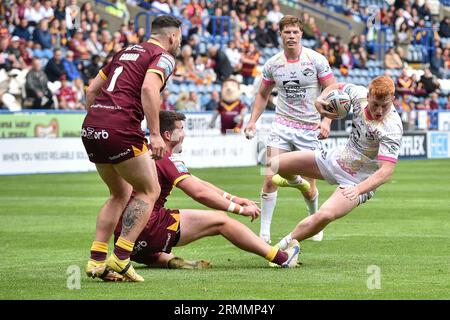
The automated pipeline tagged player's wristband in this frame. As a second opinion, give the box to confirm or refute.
[223,192,235,202]
[227,202,242,215]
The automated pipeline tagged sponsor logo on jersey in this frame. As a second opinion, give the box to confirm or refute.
[157,53,175,78]
[81,127,109,140]
[125,44,146,52]
[119,53,140,61]
[302,68,315,77]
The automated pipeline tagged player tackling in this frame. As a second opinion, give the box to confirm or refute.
[244,15,336,243]
[269,76,403,253]
[99,111,299,277]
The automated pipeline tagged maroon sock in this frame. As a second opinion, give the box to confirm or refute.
[90,251,107,262]
[272,250,289,265]
[113,245,131,260]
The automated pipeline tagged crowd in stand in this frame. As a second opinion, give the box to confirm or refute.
[0,0,449,124]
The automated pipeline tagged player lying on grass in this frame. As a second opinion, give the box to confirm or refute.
[267,76,403,252]
[87,111,299,281]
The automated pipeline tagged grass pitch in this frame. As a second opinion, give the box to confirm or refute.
[0,159,449,300]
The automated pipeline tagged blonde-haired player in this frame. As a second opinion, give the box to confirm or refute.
[270,76,403,251]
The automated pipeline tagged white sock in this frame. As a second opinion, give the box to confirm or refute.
[305,190,319,216]
[277,233,292,250]
[260,190,278,240]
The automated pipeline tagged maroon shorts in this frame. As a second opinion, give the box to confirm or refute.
[114,208,181,266]
[81,126,148,164]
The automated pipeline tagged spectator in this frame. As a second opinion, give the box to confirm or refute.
[57,74,82,110]
[340,44,354,69]
[419,68,440,94]
[207,45,233,82]
[86,31,103,56]
[207,7,229,36]
[83,54,102,84]
[62,50,81,81]
[54,0,66,21]
[240,42,260,85]
[204,90,220,111]
[33,19,52,51]
[438,17,450,39]
[25,58,53,109]
[224,40,242,73]
[40,0,54,20]
[7,36,28,70]
[396,69,414,96]
[267,4,283,24]
[267,21,279,48]
[160,89,174,111]
[384,47,403,69]
[68,30,89,61]
[254,19,272,48]
[430,47,448,80]
[65,0,80,31]
[25,0,43,26]
[44,48,66,83]
[396,22,412,58]
[12,18,31,41]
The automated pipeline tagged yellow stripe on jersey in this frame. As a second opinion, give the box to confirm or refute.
[173,174,190,187]
[148,38,165,49]
[166,213,180,231]
[147,69,165,85]
[99,69,108,80]
[132,143,149,157]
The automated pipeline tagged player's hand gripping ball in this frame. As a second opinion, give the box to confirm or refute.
[324,89,351,119]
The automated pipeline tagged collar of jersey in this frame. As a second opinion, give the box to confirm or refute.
[148,38,165,50]
[284,46,302,63]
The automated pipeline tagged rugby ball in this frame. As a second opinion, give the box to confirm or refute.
[324,89,351,119]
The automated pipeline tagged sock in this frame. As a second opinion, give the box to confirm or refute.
[113,237,135,260]
[304,190,319,216]
[260,190,278,239]
[287,175,302,185]
[277,233,293,250]
[265,246,288,266]
[90,241,108,262]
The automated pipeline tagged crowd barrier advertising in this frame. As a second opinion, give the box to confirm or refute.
[0,112,449,175]
[427,131,450,158]
[0,112,84,138]
[0,138,95,175]
[438,112,450,131]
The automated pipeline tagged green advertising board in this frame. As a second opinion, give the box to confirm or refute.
[0,112,86,138]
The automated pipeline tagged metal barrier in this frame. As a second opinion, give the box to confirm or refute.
[412,28,435,64]
[201,16,232,47]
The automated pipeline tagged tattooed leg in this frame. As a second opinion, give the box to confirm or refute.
[120,197,150,240]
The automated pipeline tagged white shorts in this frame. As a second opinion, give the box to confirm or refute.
[314,148,375,205]
[266,117,321,152]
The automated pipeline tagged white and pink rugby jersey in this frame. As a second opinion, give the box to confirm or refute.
[262,47,334,124]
